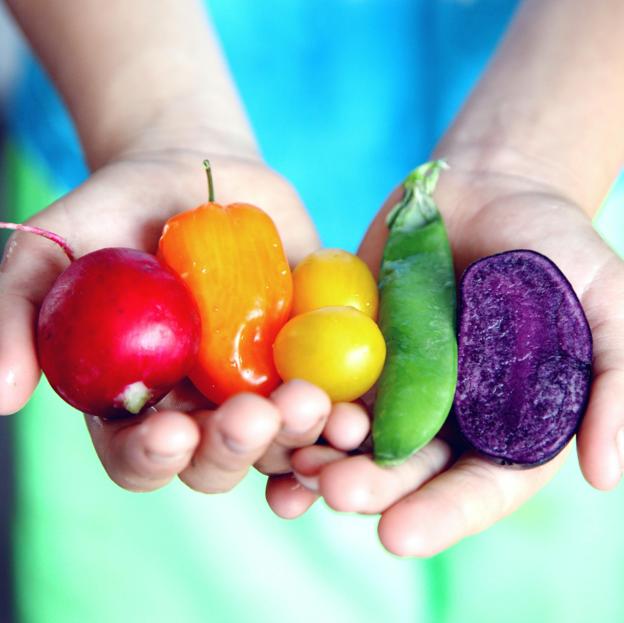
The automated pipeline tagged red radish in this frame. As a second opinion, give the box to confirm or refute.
[1,223,201,417]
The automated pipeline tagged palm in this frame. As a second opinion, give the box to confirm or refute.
[445,185,624,491]
[23,152,316,258]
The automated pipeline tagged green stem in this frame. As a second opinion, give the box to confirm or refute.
[203,159,215,202]
[386,160,448,230]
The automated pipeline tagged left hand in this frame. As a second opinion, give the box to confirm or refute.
[266,161,624,556]
[0,139,330,494]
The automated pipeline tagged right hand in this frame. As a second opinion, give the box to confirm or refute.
[0,142,332,493]
[268,158,624,555]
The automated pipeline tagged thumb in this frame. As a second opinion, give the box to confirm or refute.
[575,259,624,490]
[0,222,71,414]
[357,186,401,277]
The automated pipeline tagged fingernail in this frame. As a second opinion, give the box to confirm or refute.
[293,471,319,492]
[617,428,624,472]
[3,370,16,388]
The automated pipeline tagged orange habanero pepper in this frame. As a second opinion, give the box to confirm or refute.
[158,161,292,404]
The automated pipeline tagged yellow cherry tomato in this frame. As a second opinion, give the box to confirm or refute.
[273,306,386,402]
[292,248,378,318]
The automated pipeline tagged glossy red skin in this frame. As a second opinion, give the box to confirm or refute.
[37,248,201,418]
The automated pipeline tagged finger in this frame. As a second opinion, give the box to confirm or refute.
[265,474,319,519]
[357,187,402,276]
[577,369,624,490]
[155,377,215,412]
[322,402,371,451]
[318,439,453,514]
[179,393,280,493]
[0,230,70,414]
[378,448,567,558]
[85,409,200,492]
[576,263,624,490]
[290,445,349,493]
[0,294,41,414]
[254,380,331,474]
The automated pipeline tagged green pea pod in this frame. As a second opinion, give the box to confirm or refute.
[373,160,457,466]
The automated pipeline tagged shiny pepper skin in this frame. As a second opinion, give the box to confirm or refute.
[158,163,292,404]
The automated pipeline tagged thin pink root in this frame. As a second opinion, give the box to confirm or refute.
[0,222,75,262]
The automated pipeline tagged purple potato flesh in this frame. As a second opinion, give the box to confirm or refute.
[454,250,592,465]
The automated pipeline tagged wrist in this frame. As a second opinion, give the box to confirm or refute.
[435,138,579,197]
[85,92,261,171]
[8,0,260,170]
[431,0,624,220]
[433,138,592,219]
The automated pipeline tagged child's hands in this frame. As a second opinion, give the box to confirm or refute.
[87,378,331,493]
[0,144,332,492]
[266,161,624,555]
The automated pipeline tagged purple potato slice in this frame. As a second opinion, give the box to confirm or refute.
[454,250,592,466]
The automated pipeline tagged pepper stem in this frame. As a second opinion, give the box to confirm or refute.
[203,159,215,203]
[0,222,75,262]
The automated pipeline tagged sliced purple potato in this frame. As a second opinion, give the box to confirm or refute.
[454,250,592,466]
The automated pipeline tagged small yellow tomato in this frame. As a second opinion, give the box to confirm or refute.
[273,306,386,402]
[292,248,378,318]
